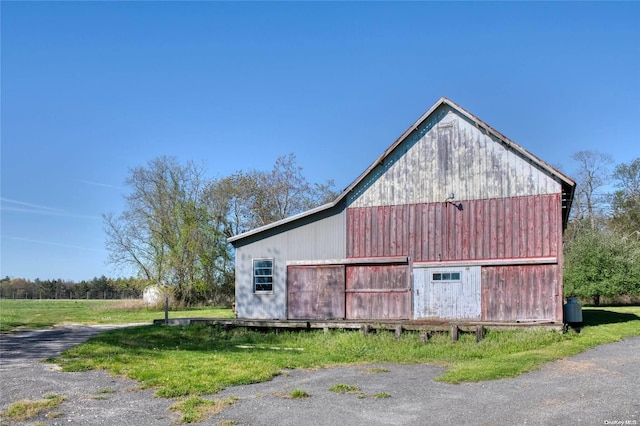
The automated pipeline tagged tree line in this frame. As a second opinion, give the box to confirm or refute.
[564,153,640,305]
[0,275,144,300]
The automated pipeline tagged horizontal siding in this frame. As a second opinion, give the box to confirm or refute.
[481,264,561,322]
[348,109,561,208]
[347,194,560,261]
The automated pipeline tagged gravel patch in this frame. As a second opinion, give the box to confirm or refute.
[213,337,640,426]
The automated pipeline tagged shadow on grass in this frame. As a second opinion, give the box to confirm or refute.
[582,309,640,327]
[71,324,279,354]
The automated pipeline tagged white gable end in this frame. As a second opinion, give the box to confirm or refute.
[347,108,561,208]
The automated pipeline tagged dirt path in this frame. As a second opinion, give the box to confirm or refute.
[1,326,638,425]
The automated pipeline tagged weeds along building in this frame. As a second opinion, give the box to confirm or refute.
[228,97,575,324]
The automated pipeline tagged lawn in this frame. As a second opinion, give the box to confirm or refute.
[45,305,640,397]
[0,299,234,332]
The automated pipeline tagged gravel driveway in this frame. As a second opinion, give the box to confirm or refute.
[1,326,638,426]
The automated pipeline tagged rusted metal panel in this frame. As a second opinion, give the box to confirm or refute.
[345,265,410,319]
[481,264,561,322]
[346,194,560,262]
[414,266,481,320]
[347,109,562,209]
[287,265,345,320]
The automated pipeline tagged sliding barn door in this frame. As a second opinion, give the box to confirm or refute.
[287,265,345,320]
[345,264,411,320]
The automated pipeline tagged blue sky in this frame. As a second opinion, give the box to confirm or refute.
[1,2,639,281]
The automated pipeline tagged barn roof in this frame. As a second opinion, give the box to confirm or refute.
[229,97,576,244]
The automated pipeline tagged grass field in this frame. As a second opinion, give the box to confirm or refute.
[3,300,638,400]
[0,299,234,332]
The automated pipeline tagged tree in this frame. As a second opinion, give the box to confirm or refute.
[564,227,640,305]
[610,157,640,235]
[208,154,337,233]
[199,154,337,302]
[8,278,30,298]
[570,150,613,231]
[104,156,225,305]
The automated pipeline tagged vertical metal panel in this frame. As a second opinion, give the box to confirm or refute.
[235,209,346,320]
[345,265,410,320]
[287,265,345,320]
[481,264,561,321]
[413,266,481,320]
[346,194,560,262]
[348,109,561,209]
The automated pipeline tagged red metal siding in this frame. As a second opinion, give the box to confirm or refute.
[345,265,411,320]
[347,194,560,262]
[481,264,561,321]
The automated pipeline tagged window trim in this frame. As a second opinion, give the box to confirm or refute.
[253,258,274,294]
[432,271,462,282]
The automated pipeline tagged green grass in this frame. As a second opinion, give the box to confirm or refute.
[170,396,238,423]
[328,383,390,399]
[438,306,640,383]
[373,392,391,399]
[288,388,310,399]
[329,384,360,394]
[1,394,65,422]
[0,299,234,332]
[39,306,640,399]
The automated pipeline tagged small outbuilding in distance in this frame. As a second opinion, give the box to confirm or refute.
[228,97,575,325]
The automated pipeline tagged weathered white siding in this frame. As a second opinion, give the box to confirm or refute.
[348,107,561,208]
[234,209,346,319]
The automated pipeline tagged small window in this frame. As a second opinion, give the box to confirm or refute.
[432,271,462,281]
[253,259,273,293]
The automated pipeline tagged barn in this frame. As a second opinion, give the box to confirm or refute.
[229,97,575,324]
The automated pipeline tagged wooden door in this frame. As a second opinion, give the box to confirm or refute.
[345,264,411,320]
[287,265,345,320]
